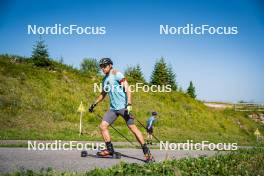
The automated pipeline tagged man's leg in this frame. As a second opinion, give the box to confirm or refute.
[118,109,154,161]
[99,121,111,142]
[149,134,153,145]
[98,110,118,155]
[128,124,152,148]
[128,124,153,159]
[147,133,150,144]
[117,109,145,145]
[127,124,145,145]
[149,127,153,140]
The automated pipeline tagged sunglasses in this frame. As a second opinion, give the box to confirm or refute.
[100,64,109,69]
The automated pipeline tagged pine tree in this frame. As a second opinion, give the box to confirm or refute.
[167,65,177,91]
[150,58,169,85]
[125,64,145,84]
[31,39,51,67]
[187,81,196,99]
[150,58,177,90]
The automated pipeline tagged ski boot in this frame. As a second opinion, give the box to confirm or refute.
[97,149,113,157]
[144,152,155,163]
[96,149,121,159]
[142,143,155,163]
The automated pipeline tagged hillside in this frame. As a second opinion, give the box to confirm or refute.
[0,55,263,145]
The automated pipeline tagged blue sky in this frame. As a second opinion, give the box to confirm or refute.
[0,0,263,102]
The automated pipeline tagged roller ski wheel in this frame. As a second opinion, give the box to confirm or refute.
[81,150,88,157]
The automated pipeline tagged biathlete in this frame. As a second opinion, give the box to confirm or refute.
[89,58,154,162]
[146,112,157,145]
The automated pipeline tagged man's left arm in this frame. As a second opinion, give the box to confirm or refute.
[121,79,132,114]
[121,79,131,104]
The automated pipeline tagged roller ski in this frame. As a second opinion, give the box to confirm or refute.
[80,149,121,159]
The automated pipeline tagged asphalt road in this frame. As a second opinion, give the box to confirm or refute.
[0,148,225,173]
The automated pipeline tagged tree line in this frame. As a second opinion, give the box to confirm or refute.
[31,39,196,99]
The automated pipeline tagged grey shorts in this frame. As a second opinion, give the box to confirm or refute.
[102,108,134,126]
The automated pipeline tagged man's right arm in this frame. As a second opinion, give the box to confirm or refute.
[89,91,107,112]
[94,91,107,105]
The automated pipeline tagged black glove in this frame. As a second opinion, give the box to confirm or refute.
[89,103,97,113]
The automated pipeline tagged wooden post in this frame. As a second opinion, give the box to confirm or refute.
[79,111,83,136]
[77,101,85,137]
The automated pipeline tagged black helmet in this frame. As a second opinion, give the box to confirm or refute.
[99,58,113,67]
[152,111,157,116]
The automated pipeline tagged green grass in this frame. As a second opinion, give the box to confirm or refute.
[2,148,264,176]
[0,54,264,146]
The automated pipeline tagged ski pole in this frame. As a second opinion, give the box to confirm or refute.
[95,113,136,146]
